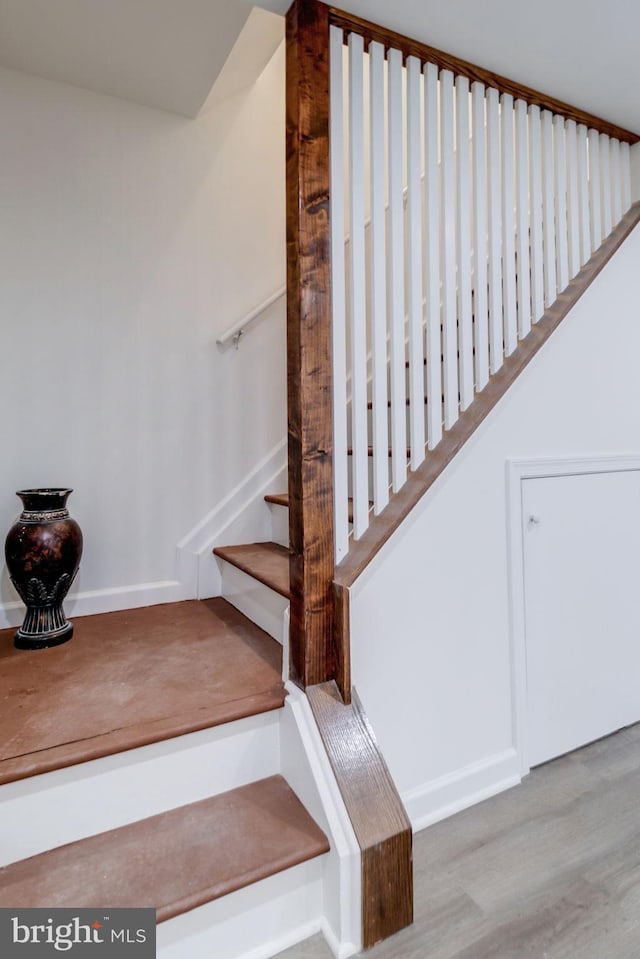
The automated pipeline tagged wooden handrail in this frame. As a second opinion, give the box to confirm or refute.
[334,202,640,592]
[329,6,640,144]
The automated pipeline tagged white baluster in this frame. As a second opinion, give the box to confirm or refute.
[487,87,503,371]
[541,109,556,307]
[472,81,489,389]
[611,137,622,224]
[529,105,544,322]
[441,69,459,428]
[577,124,591,265]
[553,115,569,291]
[407,55,426,469]
[369,40,389,515]
[501,93,517,355]
[515,99,531,338]
[621,141,632,213]
[565,119,581,278]
[347,32,368,539]
[600,133,612,236]
[388,47,407,491]
[424,62,442,449]
[457,75,474,409]
[329,25,349,562]
[588,128,602,249]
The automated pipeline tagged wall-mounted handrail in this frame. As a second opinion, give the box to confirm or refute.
[216,285,285,349]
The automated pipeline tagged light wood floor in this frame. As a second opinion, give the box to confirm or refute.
[278,723,640,958]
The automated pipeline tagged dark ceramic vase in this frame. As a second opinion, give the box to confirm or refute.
[4,488,83,650]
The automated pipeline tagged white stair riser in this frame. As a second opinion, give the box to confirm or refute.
[157,858,325,959]
[219,562,289,644]
[0,711,280,866]
[267,502,289,548]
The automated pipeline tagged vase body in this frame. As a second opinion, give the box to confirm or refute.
[4,488,83,650]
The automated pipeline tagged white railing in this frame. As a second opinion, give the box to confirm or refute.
[329,25,634,564]
[216,286,285,349]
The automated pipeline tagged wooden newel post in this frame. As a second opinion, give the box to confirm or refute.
[286,0,337,690]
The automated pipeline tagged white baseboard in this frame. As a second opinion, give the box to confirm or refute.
[403,748,521,834]
[0,579,188,630]
[0,440,288,629]
[177,439,287,599]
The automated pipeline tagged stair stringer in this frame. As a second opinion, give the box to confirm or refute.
[280,682,362,958]
[176,439,287,600]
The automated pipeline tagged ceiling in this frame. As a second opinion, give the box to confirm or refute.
[259,0,640,136]
[0,0,638,135]
[0,0,268,116]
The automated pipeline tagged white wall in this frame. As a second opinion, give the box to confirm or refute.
[0,47,286,621]
[350,224,640,830]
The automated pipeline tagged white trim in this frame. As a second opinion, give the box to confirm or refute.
[281,684,362,958]
[1,439,287,627]
[0,579,188,631]
[177,439,287,598]
[156,858,324,959]
[403,748,520,833]
[506,452,640,777]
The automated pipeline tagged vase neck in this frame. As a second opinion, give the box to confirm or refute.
[17,489,73,513]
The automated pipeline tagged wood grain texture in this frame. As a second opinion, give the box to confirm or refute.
[286,0,337,689]
[335,201,640,590]
[275,722,640,959]
[0,599,284,785]
[0,775,329,921]
[329,6,639,143]
[306,681,413,947]
[214,541,291,597]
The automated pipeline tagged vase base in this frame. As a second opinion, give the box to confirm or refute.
[14,621,74,651]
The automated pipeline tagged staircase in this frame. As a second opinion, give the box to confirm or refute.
[0,593,343,959]
[2,2,638,957]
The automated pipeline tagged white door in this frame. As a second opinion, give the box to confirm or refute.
[522,469,640,767]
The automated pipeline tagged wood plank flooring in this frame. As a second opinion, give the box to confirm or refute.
[276,722,640,958]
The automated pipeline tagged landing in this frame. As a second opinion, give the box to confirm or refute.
[0,599,284,785]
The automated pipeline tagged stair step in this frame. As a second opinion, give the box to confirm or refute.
[0,775,329,919]
[214,542,290,598]
[265,493,370,524]
[349,446,412,458]
[0,599,284,786]
[367,395,428,410]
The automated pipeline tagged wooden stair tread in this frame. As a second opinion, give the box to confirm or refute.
[214,542,290,598]
[0,775,330,921]
[367,396,428,410]
[265,493,370,524]
[349,446,412,457]
[0,599,284,785]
